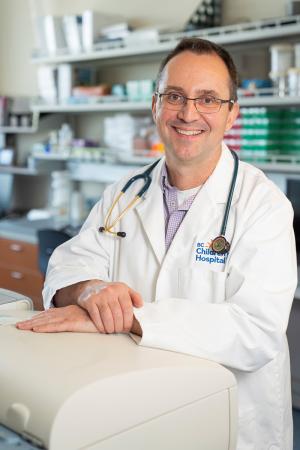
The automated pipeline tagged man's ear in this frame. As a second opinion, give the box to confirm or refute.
[225,102,239,132]
[152,94,157,124]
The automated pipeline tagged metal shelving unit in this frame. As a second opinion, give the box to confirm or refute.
[32,101,151,114]
[31,15,300,65]
[27,15,300,176]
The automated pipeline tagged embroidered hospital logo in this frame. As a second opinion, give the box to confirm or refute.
[195,242,228,264]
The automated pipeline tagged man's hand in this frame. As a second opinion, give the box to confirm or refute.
[77,281,143,334]
[16,305,98,333]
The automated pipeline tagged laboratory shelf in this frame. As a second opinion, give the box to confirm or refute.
[31,95,300,113]
[68,162,139,183]
[29,152,70,160]
[67,159,300,184]
[0,111,40,134]
[250,162,300,173]
[0,126,38,134]
[240,152,300,173]
[31,15,300,65]
[0,166,41,176]
[239,95,300,107]
[31,101,151,113]
[3,156,299,181]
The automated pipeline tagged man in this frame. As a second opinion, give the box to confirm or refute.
[17,38,297,450]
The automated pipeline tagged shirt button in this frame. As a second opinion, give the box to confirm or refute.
[171,201,176,207]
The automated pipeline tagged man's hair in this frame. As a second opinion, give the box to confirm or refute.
[155,38,239,102]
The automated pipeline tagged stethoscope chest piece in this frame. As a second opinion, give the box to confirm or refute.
[210,235,230,255]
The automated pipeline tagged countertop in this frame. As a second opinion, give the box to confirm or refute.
[0,217,77,244]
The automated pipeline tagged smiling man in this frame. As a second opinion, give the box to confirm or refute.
[17,39,297,450]
[153,48,238,188]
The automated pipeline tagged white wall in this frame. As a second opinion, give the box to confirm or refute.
[0,0,286,96]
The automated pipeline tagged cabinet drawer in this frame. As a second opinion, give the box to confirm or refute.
[0,238,39,271]
[0,266,44,301]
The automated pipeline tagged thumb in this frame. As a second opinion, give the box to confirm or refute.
[130,289,144,308]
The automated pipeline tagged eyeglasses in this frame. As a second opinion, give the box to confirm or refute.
[155,91,235,114]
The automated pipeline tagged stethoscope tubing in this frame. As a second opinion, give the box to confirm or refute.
[121,158,161,197]
[99,150,239,253]
[220,150,239,237]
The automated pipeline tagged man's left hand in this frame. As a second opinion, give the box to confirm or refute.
[16,305,98,333]
[16,305,142,336]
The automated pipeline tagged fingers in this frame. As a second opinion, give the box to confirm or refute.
[16,310,64,332]
[130,289,144,308]
[32,322,74,333]
[109,298,124,333]
[77,282,142,334]
[16,305,99,334]
[85,302,106,333]
[118,297,133,332]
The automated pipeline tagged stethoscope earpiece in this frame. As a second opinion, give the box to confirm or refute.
[99,227,126,238]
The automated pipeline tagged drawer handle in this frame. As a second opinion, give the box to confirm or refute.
[10,271,24,280]
[9,243,23,252]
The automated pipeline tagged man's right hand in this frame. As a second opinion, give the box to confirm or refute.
[77,281,143,334]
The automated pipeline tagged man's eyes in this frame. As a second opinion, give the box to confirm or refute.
[198,96,217,105]
[166,93,218,104]
[167,93,183,102]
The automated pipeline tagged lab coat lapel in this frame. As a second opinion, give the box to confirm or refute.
[135,160,166,265]
[206,143,239,205]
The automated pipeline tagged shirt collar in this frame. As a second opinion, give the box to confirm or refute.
[160,162,198,212]
[160,162,174,192]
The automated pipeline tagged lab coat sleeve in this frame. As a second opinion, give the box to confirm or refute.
[133,193,298,372]
[43,188,115,309]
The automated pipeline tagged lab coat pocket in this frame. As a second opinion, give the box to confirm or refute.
[178,267,227,303]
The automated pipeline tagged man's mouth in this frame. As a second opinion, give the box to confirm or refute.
[174,127,205,136]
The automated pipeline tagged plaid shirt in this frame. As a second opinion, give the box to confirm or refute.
[160,163,199,251]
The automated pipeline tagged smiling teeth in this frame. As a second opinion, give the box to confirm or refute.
[176,128,203,136]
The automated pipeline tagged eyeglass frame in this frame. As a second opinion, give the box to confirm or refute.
[154,91,235,114]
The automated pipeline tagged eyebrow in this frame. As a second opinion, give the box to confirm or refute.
[164,85,221,97]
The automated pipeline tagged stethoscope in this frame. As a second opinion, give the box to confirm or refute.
[99,150,239,255]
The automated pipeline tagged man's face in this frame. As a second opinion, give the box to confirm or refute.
[152,51,239,168]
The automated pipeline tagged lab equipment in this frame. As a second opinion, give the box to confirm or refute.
[48,171,71,224]
[99,150,239,254]
[0,288,33,311]
[269,44,294,96]
[0,289,237,450]
[295,43,300,68]
[69,190,85,227]
[270,44,294,75]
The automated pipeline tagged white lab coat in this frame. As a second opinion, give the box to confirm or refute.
[44,144,297,450]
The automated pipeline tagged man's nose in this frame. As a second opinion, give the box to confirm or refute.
[177,99,200,121]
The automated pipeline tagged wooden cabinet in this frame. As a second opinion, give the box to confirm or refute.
[0,237,44,310]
